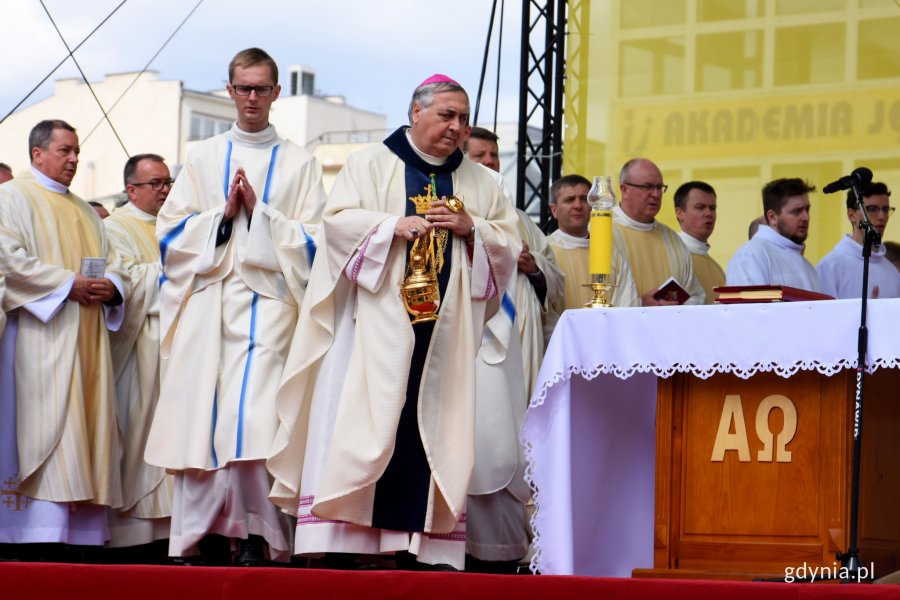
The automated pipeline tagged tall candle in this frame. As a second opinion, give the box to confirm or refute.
[587,175,616,276]
[590,209,612,275]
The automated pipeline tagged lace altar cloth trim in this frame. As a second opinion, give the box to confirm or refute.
[523,298,900,573]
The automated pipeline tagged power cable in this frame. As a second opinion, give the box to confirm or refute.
[0,1,127,125]
[473,0,499,127]
[39,0,129,156]
[82,0,205,144]
[492,0,505,132]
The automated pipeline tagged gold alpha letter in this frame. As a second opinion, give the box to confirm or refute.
[711,395,750,462]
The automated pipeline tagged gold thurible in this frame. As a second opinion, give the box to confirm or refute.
[401,237,441,323]
[401,176,458,323]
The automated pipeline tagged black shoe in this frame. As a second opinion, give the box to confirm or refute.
[236,535,265,567]
[322,552,361,570]
[198,534,232,566]
[173,556,209,567]
[465,554,521,574]
[396,551,458,572]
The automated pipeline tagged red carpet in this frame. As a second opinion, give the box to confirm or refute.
[3,563,900,599]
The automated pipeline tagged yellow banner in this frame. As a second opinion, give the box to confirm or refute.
[611,88,900,164]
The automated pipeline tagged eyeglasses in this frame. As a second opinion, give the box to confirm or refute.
[623,181,668,194]
[131,178,174,191]
[231,84,275,97]
[863,205,895,215]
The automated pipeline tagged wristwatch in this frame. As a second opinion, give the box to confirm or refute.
[468,225,476,241]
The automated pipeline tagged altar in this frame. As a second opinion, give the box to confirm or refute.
[523,299,900,578]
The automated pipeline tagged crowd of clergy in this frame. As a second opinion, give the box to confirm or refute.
[0,46,897,572]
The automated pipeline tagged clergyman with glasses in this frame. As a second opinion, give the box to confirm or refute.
[104,153,174,557]
[614,158,706,305]
[816,181,900,299]
[145,47,326,567]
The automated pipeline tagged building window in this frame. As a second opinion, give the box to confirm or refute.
[696,30,763,92]
[620,0,686,29]
[697,0,764,22]
[190,114,231,140]
[775,0,846,16]
[301,72,315,96]
[858,17,900,80]
[620,37,685,97]
[774,24,845,86]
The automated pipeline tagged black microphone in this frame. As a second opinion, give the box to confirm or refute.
[823,167,873,194]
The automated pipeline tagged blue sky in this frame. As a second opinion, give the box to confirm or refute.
[1,0,523,127]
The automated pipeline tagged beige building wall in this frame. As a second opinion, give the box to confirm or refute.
[564,0,900,267]
[0,70,387,202]
[0,72,182,200]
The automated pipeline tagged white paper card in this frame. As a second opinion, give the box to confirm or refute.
[80,257,106,278]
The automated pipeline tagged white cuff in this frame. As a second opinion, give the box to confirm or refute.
[23,275,74,323]
[344,216,399,293]
[103,273,126,332]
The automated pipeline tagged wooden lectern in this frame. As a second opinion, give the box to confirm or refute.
[639,369,900,579]
[523,300,900,577]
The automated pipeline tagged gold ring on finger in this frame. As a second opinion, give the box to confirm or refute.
[446,196,465,213]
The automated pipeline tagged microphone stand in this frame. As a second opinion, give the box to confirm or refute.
[754,181,879,585]
[837,183,880,582]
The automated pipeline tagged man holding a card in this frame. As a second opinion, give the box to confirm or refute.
[613,158,706,306]
[0,119,126,556]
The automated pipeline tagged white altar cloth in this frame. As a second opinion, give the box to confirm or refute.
[523,299,900,576]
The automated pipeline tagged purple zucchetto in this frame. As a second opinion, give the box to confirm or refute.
[417,73,461,88]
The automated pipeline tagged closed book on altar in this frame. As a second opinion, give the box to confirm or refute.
[653,277,690,304]
[713,285,833,303]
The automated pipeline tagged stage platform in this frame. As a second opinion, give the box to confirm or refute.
[3,563,899,599]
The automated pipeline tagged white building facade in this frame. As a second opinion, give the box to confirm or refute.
[0,68,386,200]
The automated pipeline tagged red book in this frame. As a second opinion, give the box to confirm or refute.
[653,277,690,305]
[713,285,834,304]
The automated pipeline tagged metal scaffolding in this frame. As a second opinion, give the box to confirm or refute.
[516,0,566,230]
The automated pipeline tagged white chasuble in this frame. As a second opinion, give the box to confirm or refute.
[678,231,725,305]
[513,210,564,401]
[544,229,641,344]
[147,125,325,472]
[612,206,706,304]
[469,209,562,505]
[105,203,174,545]
[268,135,519,555]
[0,173,126,544]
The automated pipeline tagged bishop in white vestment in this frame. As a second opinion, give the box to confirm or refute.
[268,76,519,570]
